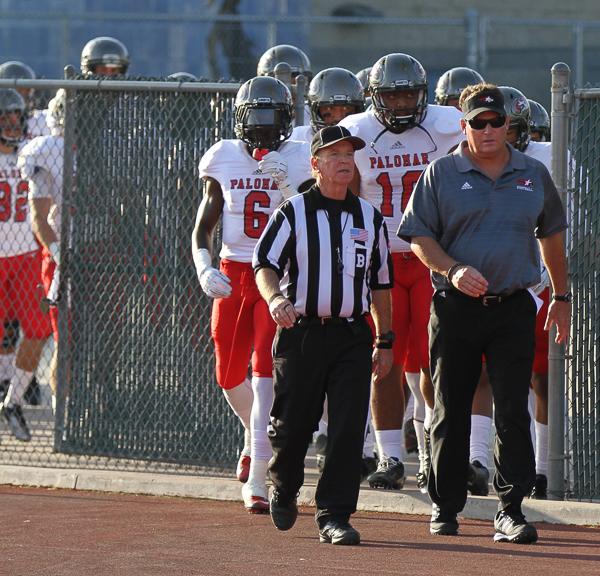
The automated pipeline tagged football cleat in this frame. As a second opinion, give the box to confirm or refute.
[1,402,31,442]
[236,454,251,483]
[530,474,548,500]
[367,456,405,490]
[242,482,269,514]
[467,460,490,496]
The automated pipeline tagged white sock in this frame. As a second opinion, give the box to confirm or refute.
[469,415,492,468]
[5,367,32,407]
[0,353,15,382]
[424,404,434,431]
[241,428,251,457]
[405,372,425,421]
[374,429,403,461]
[413,418,425,461]
[535,421,548,475]
[528,388,536,445]
[247,453,269,489]
[222,378,253,431]
[250,376,273,462]
[404,391,415,427]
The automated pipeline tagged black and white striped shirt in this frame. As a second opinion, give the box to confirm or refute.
[253,185,393,318]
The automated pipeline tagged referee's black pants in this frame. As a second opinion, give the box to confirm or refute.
[268,316,373,528]
[427,290,537,515]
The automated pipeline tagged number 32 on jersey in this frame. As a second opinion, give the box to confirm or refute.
[375,170,422,218]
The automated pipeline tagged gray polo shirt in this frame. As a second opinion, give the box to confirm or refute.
[397,142,567,294]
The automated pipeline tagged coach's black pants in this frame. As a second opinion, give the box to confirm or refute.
[268,316,372,528]
[428,290,537,514]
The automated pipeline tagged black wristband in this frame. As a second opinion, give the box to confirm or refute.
[446,262,463,283]
[268,292,284,305]
[375,340,393,349]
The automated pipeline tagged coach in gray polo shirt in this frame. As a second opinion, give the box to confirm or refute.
[398,83,570,544]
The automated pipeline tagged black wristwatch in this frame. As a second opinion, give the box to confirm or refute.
[375,330,396,350]
[552,291,572,303]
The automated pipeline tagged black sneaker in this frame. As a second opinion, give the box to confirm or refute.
[1,402,31,442]
[319,520,361,545]
[367,456,405,490]
[360,454,377,481]
[314,434,327,474]
[530,474,548,500]
[430,504,458,536]
[467,460,490,496]
[269,489,298,531]
[494,510,538,544]
[23,376,41,406]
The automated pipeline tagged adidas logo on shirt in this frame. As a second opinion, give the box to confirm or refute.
[461,182,473,190]
[390,140,404,150]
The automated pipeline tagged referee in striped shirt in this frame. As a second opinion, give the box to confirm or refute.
[253,125,394,545]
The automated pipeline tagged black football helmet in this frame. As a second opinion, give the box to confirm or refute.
[0,61,36,112]
[435,67,484,106]
[257,44,312,82]
[369,53,428,133]
[0,89,27,146]
[234,76,293,151]
[81,36,130,75]
[527,99,550,142]
[308,68,365,131]
[499,86,530,151]
[355,67,372,95]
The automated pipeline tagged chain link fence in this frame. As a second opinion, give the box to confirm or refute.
[565,84,600,500]
[0,78,249,476]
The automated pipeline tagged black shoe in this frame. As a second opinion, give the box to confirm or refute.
[467,460,490,496]
[530,474,548,500]
[360,454,377,481]
[23,376,41,406]
[367,456,406,490]
[319,520,360,545]
[404,418,418,454]
[269,489,298,531]
[430,504,458,535]
[0,402,31,442]
[314,434,327,474]
[494,510,538,544]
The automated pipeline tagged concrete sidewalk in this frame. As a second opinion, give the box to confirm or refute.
[0,461,598,527]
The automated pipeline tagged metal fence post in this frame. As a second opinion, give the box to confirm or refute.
[548,62,571,500]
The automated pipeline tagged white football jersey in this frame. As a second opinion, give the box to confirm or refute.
[27,109,52,139]
[199,139,312,262]
[290,124,314,144]
[525,140,551,171]
[19,134,64,240]
[0,146,38,257]
[339,105,463,252]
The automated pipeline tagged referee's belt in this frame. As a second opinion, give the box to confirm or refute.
[296,315,361,326]
[441,289,526,306]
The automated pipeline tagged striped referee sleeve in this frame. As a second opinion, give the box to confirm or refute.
[253,205,294,277]
[370,213,393,289]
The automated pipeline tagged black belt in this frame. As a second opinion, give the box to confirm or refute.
[296,316,360,326]
[442,289,526,306]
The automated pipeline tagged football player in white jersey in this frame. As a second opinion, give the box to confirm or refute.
[0,89,52,441]
[291,67,365,144]
[339,53,463,491]
[18,89,65,409]
[257,44,312,127]
[501,87,552,500]
[0,61,51,139]
[528,99,550,143]
[192,76,312,513]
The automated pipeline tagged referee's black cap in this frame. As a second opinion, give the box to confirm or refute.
[311,125,366,157]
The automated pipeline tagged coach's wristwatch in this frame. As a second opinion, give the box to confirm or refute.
[552,291,572,303]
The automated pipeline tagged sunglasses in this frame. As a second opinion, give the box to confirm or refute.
[467,115,507,130]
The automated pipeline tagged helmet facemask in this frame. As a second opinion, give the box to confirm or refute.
[235,105,292,151]
[0,110,26,147]
[372,86,427,133]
